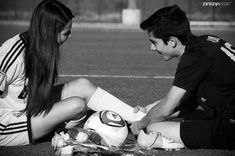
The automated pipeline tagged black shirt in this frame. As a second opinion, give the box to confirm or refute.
[173,35,235,118]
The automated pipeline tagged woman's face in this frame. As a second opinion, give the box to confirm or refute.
[57,20,72,45]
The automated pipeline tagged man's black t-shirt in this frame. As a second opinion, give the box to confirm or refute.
[173,35,235,119]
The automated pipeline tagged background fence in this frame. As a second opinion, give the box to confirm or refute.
[0,0,234,22]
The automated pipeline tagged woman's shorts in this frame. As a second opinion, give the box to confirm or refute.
[0,83,64,146]
[0,109,31,146]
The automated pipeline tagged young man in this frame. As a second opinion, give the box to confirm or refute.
[131,5,235,150]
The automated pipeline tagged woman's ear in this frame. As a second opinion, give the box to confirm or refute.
[57,32,61,44]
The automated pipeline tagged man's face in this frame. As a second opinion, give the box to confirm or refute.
[148,32,176,61]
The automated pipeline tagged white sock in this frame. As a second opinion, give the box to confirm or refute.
[65,115,87,129]
[87,87,146,122]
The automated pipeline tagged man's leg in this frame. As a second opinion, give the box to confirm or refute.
[145,115,235,149]
[137,121,184,150]
[146,121,183,144]
[181,119,235,149]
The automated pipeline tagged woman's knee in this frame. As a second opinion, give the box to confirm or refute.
[66,78,97,99]
[68,97,87,114]
[74,78,95,89]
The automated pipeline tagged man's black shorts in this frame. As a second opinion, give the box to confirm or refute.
[180,111,235,149]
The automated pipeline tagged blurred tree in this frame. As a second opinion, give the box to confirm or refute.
[128,0,137,9]
[0,0,234,22]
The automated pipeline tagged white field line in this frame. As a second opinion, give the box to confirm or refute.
[1,21,235,27]
[59,74,174,79]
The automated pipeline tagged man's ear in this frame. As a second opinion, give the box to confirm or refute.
[168,37,177,48]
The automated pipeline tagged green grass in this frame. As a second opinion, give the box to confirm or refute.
[0,24,235,155]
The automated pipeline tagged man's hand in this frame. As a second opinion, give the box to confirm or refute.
[131,106,149,135]
[130,120,146,135]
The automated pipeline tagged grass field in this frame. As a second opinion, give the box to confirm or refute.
[0,24,235,155]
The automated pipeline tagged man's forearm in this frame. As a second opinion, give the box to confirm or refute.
[145,100,161,112]
[140,99,169,128]
[140,86,186,129]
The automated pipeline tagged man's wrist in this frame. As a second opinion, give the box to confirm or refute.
[140,117,149,129]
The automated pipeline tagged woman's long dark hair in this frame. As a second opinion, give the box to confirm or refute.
[25,0,74,117]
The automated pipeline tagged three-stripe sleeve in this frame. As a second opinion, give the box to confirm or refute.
[0,122,27,135]
[0,39,25,73]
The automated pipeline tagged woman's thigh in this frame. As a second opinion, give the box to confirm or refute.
[31,97,86,140]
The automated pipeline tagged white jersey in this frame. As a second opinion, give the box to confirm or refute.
[0,34,27,111]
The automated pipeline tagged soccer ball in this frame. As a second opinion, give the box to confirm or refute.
[84,110,128,147]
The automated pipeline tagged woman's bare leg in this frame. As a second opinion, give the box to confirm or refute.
[31,97,86,139]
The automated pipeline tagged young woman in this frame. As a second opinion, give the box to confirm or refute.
[0,0,145,146]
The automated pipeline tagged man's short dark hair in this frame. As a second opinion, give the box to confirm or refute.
[140,5,192,45]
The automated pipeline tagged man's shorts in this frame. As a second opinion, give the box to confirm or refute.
[180,110,235,149]
[0,83,64,146]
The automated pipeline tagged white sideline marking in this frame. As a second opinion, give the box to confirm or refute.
[1,21,235,32]
[59,74,174,79]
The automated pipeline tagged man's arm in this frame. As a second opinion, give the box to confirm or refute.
[139,85,186,128]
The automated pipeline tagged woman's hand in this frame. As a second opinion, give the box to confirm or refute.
[133,105,147,114]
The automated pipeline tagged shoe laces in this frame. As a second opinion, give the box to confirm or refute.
[159,133,174,143]
[148,132,174,148]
